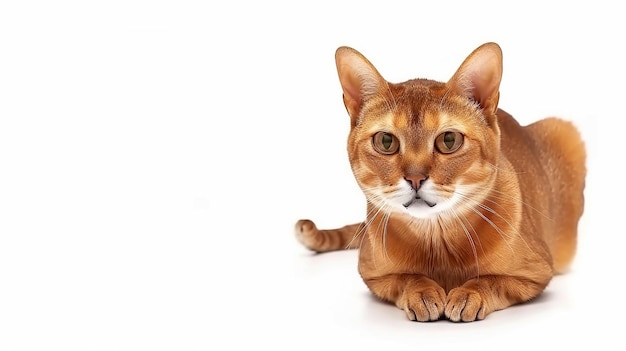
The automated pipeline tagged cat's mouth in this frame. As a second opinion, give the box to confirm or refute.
[403,196,436,208]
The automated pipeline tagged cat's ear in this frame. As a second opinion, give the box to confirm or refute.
[335,46,387,121]
[448,42,503,114]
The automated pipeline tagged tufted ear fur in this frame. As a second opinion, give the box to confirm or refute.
[447,42,503,116]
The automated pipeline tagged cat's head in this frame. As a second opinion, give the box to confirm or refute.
[335,43,503,219]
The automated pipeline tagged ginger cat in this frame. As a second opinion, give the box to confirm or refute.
[295,42,586,322]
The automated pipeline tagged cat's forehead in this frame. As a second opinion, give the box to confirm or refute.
[396,83,465,128]
[363,106,469,136]
[358,81,482,136]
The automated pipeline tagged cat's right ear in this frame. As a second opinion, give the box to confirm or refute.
[447,42,503,116]
[335,47,387,122]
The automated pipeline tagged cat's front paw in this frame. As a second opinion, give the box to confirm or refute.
[445,287,489,322]
[397,285,446,322]
[295,219,321,251]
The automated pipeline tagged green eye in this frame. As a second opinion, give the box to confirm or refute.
[372,132,400,155]
[382,133,393,149]
[435,131,464,154]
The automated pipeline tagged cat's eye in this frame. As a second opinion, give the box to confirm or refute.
[372,132,400,155]
[435,131,464,154]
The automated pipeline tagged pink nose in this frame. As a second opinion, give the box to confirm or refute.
[404,174,427,191]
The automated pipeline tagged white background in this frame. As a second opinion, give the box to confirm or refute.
[0,1,623,350]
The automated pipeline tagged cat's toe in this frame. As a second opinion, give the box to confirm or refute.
[445,287,487,322]
[398,286,446,322]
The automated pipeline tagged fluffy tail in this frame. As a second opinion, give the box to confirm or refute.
[527,117,586,273]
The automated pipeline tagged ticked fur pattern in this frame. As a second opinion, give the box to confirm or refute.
[296,43,586,322]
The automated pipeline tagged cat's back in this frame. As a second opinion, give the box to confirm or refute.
[496,109,585,178]
[497,109,586,272]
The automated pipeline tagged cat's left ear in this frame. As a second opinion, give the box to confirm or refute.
[448,42,503,115]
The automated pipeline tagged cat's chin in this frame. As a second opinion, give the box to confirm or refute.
[391,192,463,219]
[397,199,445,219]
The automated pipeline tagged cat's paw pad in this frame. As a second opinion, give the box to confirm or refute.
[398,286,446,322]
[445,287,487,322]
[294,219,321,251]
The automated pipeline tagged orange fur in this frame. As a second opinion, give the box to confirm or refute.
[295,43,586,322]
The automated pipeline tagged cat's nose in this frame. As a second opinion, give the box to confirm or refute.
[404,174,427,191]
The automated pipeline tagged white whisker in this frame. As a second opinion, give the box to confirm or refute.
[381,207,392,262]
[345,199,385,249]
[455,188,540,253]
[450,208,480,278]
[454,191,515,253]
[487,188,553,222]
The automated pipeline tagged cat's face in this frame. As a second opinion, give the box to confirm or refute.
[336,44,503,220]
[347,82,499,219]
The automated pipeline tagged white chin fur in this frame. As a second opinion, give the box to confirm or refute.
[402,200,445,219]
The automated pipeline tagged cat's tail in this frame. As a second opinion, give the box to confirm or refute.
[295,220,363,252]
[527,117,586,273]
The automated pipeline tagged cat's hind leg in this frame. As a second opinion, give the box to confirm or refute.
[295,220,363,252]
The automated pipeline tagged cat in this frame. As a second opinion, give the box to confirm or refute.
[295,42,586,322]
